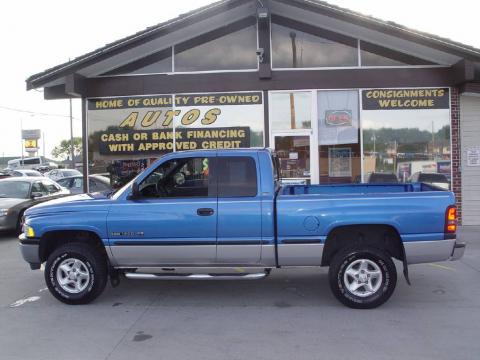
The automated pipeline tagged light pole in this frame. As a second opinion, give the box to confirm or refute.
[20,118,24,165]
[69,97,75,169]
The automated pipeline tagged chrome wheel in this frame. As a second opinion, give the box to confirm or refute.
[56,258,90,294]
[343,259,382,297]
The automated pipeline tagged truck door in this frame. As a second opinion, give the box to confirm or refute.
[107,156,217,267]
[216,155,262,264]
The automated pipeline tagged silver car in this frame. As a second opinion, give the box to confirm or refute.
[45,169,82,181]
[0,177,70,233]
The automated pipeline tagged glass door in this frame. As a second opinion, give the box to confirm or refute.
[273,134,311,185]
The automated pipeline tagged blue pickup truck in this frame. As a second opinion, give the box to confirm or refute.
[19,149,465,308]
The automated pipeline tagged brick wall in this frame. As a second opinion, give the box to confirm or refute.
[450,87,462,224]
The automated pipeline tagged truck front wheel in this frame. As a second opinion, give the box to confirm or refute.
[328,247,397,309]
[45,243,108,305]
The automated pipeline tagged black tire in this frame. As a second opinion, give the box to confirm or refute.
[328,247,397,309]
[45,243,108,305]
[15,211,25,236]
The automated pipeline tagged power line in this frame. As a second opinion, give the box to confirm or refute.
[0,105,80,120]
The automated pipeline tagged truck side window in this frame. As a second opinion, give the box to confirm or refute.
[217,157,257,197]
[141,157,212,198]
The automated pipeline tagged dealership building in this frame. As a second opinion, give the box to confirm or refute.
[26,0,480,224]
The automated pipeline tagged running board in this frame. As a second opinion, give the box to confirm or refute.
[124,272,268,281]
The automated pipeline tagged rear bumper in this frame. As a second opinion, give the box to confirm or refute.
[18,234,41,270]
[404,238,465,264]
[449,240,466,261]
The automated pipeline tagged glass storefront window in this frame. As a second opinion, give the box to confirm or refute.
[270,92,312,130]
[174,25,258,72]
[129,56,172,75]
[87,92,265,188]
[271,23,358,68]
[360,41,434,67]
[274,135,311,183]
[361,88,451,186]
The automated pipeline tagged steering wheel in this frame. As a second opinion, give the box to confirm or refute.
[155,179,169,197]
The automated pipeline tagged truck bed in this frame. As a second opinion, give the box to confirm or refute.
[281,183,443,196]
[276,183,455,254]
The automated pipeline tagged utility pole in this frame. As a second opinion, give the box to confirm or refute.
[289,31,297,130]
[69,97,75,169]
[20,118,24,165]
[431,121,435,159]
[43,131,46,158]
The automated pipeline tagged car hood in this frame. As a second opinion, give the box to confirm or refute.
[25,193,112,216]
[0,197,29,209]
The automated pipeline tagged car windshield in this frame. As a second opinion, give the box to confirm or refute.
[0,181,30,199]
[63,170,81,177]
[418,173,448,183]
[25,171,41,177]
[369,174,398,183]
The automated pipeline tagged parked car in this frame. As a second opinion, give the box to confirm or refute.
[45,169,81,181]
[56,175,112,194]
[0,177,70,233]
[366,172,399,183]
[409,172,450,190]
[19,149,464,308]
[10,169,43,177]
[0,170,12,179]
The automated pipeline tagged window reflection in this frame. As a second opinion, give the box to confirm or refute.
[175,25,258,72]
[362,109,451,186]
[271,23,358,68]
[130,56,172,75]
[270,92,312,130]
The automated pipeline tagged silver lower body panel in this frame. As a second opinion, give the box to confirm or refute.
[109,245,216,267]
[277,243,324,266]
[404,239,457,264]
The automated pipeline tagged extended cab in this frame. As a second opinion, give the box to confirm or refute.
[19,149,465,308]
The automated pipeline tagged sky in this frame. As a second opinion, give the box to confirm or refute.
[0,0,479,160]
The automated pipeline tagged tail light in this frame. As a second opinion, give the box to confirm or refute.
[445,206,457,234]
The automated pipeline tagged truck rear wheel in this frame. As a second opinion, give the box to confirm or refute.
[328,247,397,309]
[45,243,108,305]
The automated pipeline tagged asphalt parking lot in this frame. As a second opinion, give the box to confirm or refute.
[0,227,479,360]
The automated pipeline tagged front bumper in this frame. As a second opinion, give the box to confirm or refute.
[18,234,41,270]
[449,240,466,261]
[0,214,16,231]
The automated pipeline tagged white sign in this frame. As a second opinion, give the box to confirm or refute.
[466,148,480,167]
[22,129,41,140]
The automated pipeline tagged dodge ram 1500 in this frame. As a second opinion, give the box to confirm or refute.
[19,149,465,308]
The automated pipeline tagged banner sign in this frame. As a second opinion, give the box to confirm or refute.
[97,127,250,155]
[466,148,480,167]
[24,139,38,149]
[87,91,264,159]
[22,129,41,140]
[362,88,449,110]
[328,148,352,177]
[318,90,359,145]
[88,92,262,110]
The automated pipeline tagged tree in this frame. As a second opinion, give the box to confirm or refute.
[52,137,82,160]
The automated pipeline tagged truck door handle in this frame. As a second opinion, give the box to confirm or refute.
[197,208,214,216]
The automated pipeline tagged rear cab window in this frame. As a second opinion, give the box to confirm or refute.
[217,157,257,197]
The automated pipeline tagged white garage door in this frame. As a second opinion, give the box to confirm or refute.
[461,95,480,225]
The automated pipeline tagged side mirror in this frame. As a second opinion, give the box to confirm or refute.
[31,192,43,199]
[129,181,140,199]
